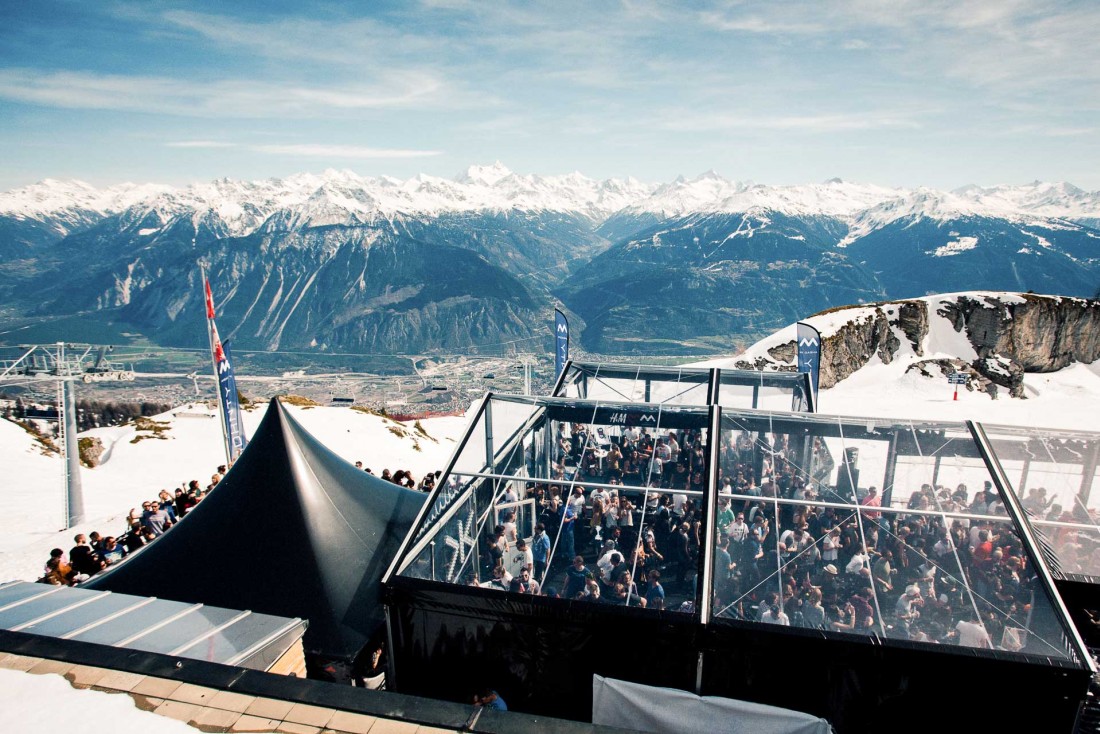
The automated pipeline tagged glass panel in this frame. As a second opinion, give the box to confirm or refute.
[0,582,59,613]
[559,363,812,412]
[646,376,709,406]
[567,365,710,406]
[236,623,309,671]
[126,605,243,655]
[982,424,1100,578]
[20,592,152,638]
[755,384,800,412]
[71,598,196,645]
[554,364,586,399]
[401,474,490,584]
[448,403,491,475]
[715,371,812,413]
[584,373,647,403]
[0,586,102,628]
[409,402,494,548]
[399,395,711,615]
[163,610,292,664]
[711,411,1076,661]
[717,382,756,410]
[489,398,541,472]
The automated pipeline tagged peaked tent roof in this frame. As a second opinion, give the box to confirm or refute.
[88,398,426,661]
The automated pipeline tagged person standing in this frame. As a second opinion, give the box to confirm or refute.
[506,538,533,581]
[531,523,551,582]
[69,534,105,577]
[564,555,594,599]
[644,569,666,610]
[728,512,749,566]
[672,522,692,591]
[555,499,576,571]
[141,501,172,537]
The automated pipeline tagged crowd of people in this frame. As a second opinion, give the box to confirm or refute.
[457,422,1056,655]
[711,478,1033,653]
[38,457,446,587]
[466,424,711,611]
[353,461,441,493]
[36,465,228,586]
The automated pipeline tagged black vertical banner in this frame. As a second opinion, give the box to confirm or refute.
[554,308,569,380]
[796,321,821,409]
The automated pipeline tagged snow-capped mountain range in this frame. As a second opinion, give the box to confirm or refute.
[0,164,1098,356]
[4,164,1100,236]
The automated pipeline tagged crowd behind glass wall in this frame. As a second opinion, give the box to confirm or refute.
[400,403,1076,660]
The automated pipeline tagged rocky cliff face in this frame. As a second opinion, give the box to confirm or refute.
[938,294,1100,372]
[752,300,928,388]
[734,293,1100,398]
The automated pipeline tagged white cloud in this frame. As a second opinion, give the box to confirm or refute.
[251,144,441,159]
[0,69,448,117]
[700,11,823,35]
[155,9,439,68]
[1002,124,1096,138]
[162,141,441,159]
[662,112,920,133]
[166,141,236,149]
[699,1,1100,93]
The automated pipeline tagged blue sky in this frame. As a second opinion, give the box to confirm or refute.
[1,0,1097,190]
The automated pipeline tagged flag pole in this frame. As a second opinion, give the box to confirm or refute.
[201,265,232,466]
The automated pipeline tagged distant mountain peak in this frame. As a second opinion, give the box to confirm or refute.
[457,161,513,186]
[693,169,725,182]
[3,169,1099,242]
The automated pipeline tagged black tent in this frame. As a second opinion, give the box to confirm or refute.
[88,398,425,671]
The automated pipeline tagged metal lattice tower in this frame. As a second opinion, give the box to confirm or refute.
[0,343,135,529]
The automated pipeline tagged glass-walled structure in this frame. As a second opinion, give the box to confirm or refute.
[399,393,714,613]
[982,424,1100,579]
[980,423,1100,646]
[553,361,814,413]
[711,411,1077,660]
[384,394,1093,731]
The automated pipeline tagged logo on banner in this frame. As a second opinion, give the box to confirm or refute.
[554,308,570,379]
[606,410,656,426]
[796,321,822,411]
[205,277,248,462]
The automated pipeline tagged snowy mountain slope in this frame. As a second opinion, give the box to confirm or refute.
[0,179,171,225]
[954,181,1100,225]
[842,212,1100,298]
[0,401,467,581]
[698,291,1100,419]
[617,173,903,220]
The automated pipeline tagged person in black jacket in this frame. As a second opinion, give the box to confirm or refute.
[672,522,692,591]
[69,534,106,577]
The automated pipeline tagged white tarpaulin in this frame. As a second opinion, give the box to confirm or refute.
[592,675,833,734]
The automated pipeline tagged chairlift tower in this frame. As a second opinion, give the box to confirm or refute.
[0,343,136,529]
[516,353,535,396]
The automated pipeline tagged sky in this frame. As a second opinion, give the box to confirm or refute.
[0,0,1098,191]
